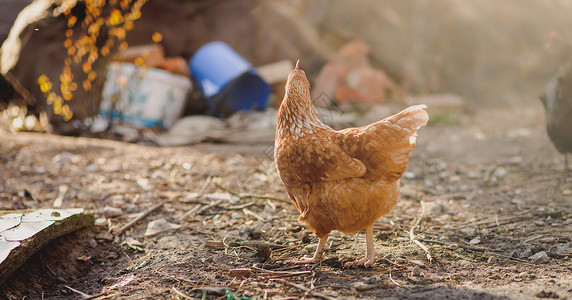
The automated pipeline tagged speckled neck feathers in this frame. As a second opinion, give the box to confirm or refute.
[276,69,329,141]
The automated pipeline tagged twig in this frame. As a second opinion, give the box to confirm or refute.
[178,203,202,221]
[388,267,400,286]
[198,176,213,197]
[172,286,193,299]
[523,234,543,243]
[243,208,265,221]
[196,199,224,215]
[64,285,90,298]
[228,201,256,210]
[272,279,337,300]
[113,202,164,235]
[230,240,291,249]
[252,267,311,275]
[64,285,107,300]
[409,200,433,262]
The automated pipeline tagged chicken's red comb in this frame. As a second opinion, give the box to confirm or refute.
[295,60,300,70]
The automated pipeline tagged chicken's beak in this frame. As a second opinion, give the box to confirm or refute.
[295,60,300,70]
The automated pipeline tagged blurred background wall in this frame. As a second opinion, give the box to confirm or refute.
[2,0,572,131]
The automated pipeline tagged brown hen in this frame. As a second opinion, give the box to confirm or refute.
[274,61,428,267]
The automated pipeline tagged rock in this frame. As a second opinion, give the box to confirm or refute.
[101,164,122,173]
[86,239,98,248]
[312,39,390,109]
[85,164,99,172]
[528,251,549,264]
[181,192,200,203]
[424,272,443,282]
[103,206,124,218]
[460,228,476,237]
[493,168,507,178]
[412,266,422,276]
[230,212,243,220]
[239,226,262,240]
[458,260,471,266]
[469,237,481,244]
[144,219,181,237]
[519,249,533,259]
[94,218,107,226]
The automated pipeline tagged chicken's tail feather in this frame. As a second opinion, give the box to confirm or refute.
[391,104,429,132]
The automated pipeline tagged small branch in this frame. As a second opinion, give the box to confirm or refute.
[178,203,202,221]
[409,200,433,262]
[243,208,265,221]
[171,286,193,300]
[272,279,337,300]
[64,285,107,300]
[196,199,224,215]
[198,176,213,197]
[523,234,543,243]
[388,267,400,286]
[228,201,256,210]
[113,202,164,235]
[252,267,311,275]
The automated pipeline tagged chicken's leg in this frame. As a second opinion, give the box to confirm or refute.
[293,234,328,264]
[345,226,382,268]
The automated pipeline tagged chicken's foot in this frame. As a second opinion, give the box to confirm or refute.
[345,226,382,268]
[290,234,328,264]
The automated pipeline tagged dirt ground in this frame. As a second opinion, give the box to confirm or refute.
[1,99,571,299]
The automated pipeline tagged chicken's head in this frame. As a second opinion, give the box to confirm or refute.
[285,60,311,99]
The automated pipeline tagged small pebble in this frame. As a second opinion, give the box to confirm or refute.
[528,251,549,264]
[519,249,532,259]
[231,212,243,220]
[94,217,107,226]
[424,272,443,282]
[412,266,422,276]
[469,237,481,244]
[103,206,124,218]
[458,260,471,266]
[460,228,476,237]
[87,239,98,248]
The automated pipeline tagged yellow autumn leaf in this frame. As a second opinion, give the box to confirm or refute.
[82,79,92,91]
[152,32,163,43]
[109,9,123,26]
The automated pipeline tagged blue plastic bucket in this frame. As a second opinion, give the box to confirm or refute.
[190,41,270,117]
